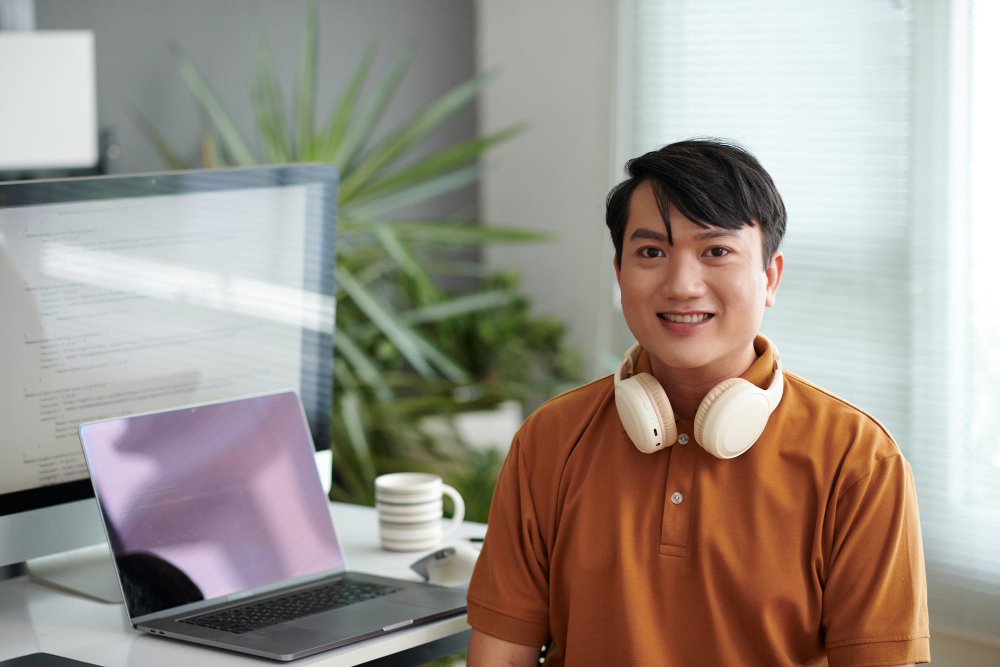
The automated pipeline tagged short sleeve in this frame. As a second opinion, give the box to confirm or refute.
[822,453,931,666]
[466,432,551,647]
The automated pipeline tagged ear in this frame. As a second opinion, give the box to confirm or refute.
[764,250,784,307]
[613,252,621,285]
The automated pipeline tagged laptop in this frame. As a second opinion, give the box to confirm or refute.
[78,390,467,661]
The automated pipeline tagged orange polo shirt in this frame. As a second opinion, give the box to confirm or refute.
[466,334,930,666]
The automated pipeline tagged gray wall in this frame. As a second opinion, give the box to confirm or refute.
[35,0,478,220]
[476,0,617,381]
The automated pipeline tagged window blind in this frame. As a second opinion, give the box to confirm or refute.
[912,0,1000,643]
[621,0,1000,643]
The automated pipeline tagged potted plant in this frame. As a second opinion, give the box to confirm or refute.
[130,0,581,524]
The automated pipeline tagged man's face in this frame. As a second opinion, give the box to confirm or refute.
[614,180,783,371]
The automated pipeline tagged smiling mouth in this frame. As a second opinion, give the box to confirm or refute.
[657,313,714,323]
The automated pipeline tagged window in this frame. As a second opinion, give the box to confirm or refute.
[616,0,1000,642]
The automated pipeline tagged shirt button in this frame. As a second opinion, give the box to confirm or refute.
[670,492,683,505]
[677,433,689,445]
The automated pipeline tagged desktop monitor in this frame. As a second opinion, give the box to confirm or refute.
[0,165,338,569]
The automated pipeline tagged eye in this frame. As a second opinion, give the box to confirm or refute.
[705,246,732,258]
[639,246,664,259]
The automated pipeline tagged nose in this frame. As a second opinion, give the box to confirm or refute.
[659,252,706,301]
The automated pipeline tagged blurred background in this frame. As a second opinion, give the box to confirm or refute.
[2,0,998,664]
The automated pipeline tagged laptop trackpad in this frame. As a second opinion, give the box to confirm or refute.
[297,600,425,638]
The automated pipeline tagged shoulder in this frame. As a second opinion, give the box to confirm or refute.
[521,373,616,435]
[779,369,903,492]
[513,374,617,465]
[492,375,618,536]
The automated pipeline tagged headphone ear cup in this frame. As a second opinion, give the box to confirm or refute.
[694,378,770,459]
[615,372,677,454]
[693,378,744,445]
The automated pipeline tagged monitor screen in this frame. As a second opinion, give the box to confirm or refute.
[80,391,345,619]
[0,166,337,522]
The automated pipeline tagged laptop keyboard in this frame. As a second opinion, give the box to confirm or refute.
[181,578,402,634]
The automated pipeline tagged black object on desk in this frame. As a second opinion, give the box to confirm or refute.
[0,654,100,667]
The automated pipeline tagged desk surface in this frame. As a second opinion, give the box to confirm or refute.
[0,502,485,666]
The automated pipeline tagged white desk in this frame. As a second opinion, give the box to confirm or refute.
[0,502,486,666]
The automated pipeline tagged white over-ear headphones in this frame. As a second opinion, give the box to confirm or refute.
[614,335,784,459]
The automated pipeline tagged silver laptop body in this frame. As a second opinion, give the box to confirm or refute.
[79,390,467,661]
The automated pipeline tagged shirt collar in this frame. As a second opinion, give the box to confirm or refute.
[632,333,774,392]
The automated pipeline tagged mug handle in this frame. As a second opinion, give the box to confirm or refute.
[441,484,465,538]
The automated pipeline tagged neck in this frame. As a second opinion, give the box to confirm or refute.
[648,342,759,420]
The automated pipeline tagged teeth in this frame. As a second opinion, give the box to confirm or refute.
[661,313,712,323]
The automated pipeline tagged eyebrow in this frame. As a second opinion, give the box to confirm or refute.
[628,227,668,242]
[628,227,741,242]
[693,229,741,241]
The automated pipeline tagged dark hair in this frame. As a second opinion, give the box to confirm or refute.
[606,138,786,271]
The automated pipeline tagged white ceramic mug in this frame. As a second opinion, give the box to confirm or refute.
[374,473,465,552]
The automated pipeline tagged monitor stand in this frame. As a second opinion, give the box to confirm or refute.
[25,543,122,603]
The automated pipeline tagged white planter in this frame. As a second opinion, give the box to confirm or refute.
[420,400,524,456]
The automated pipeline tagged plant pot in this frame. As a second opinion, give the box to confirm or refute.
[420,400,524,455]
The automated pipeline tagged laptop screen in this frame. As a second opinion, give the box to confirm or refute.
[79,391,345,619]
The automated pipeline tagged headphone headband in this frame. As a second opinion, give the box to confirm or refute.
[614,342,644,385]
[615,338,781,398]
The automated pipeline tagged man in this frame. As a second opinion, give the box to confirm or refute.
[465,139,929,666]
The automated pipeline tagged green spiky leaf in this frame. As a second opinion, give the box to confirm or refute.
[333,47,413,171]
[125,102,191,170]
[341,165,481,219]
[343,123,526,204]
[335,265,436,380]
[294,0,318,159]
[340,69,498,196]
[170,43,257,166]
[310,40,377,162]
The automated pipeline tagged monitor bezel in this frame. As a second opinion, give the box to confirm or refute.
[0,164,338,518]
